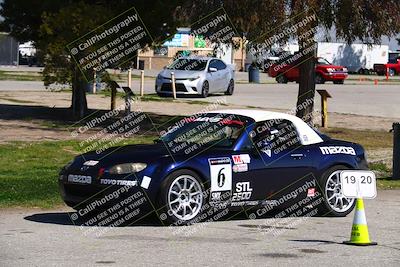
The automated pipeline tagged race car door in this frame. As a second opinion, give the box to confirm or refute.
[231,119,316,204]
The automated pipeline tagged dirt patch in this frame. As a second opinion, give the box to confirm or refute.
[0,90,397,144]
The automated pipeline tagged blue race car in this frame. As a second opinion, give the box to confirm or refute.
[59,109,368,225]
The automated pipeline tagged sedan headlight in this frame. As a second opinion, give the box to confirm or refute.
[326,68,335,72]
[108,163,147,174]
[157,74,169,80]
[188,76,200,81]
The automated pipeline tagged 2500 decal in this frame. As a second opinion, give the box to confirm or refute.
[232,182,253,201]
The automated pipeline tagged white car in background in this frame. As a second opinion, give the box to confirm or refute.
[155,57,235,98]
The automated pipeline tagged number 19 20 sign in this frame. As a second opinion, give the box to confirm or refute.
[340,170,377,199]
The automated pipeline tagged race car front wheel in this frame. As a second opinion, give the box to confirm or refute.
[319,165,355,217]
[158,169,205,225]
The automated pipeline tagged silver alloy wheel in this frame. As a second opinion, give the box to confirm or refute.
[168,175,203,221]
[202,81,209,97]
[325,170,355,213]
[227,80,234,93]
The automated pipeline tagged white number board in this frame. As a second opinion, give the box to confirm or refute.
[340,170,377,199]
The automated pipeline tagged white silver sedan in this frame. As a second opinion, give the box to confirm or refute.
[155,57,235,98]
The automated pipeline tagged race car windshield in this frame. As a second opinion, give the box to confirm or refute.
[167,59,208,71]
[157,115,248,149]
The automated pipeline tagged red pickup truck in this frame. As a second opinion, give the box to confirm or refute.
[268,57,348,84]
[374,58,400,76]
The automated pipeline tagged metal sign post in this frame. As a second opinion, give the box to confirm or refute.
[140,70,144,97]
[171,72,177,100]
[128,68,132,89]
[122,86,134,115]
[393,123,400,179]
[317,90,332,128]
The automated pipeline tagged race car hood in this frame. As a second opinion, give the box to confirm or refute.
[60,143,173,176]
[81,143,170,163]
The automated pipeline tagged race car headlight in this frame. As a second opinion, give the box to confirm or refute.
[188,76,200,81]
[63,159,74,170]
[343,67,348,72]
[108,163,147,174]
[326,68,335,73]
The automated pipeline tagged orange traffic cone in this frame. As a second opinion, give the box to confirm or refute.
[343,198,377,246]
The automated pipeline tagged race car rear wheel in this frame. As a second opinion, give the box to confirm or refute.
[158,169,205,225]
[319,165,355,217]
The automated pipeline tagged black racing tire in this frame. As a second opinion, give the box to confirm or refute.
[157,169,206,225]
[276,74,288,84]
[65,201,80,210]
[333,80,344,84]
[201,81,209,98]
[225,79,234,95]
[315,74,325,84]
[317,165,356,217]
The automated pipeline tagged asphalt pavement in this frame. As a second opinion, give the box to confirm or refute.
[1,190,399,266]
[1,78,399,119]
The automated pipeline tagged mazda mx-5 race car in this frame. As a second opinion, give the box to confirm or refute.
[59,109,368,225]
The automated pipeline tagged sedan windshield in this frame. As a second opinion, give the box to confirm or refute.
[157,114,250,150]
[317,58,331,65]
[167,58,208,71]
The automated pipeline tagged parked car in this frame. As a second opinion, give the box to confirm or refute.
[268,57,348,84]
[59,109,368,225]
[155,57,235,98]
[374,57,400,76]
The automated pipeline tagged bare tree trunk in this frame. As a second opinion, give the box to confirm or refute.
[295,42,316,125]
[71,67,88,119]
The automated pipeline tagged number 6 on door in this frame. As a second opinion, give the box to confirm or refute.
[340,170,377,199]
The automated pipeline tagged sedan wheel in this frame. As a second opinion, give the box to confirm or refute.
[225,79,234,95]
[201,81,209,98]
[315,74,325,84]
[276,74,288,84]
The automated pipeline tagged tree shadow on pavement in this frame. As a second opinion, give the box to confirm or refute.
[0,103,181,134]
[24,212,165,227]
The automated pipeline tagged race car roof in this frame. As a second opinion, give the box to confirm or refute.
[209,109,323,145]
